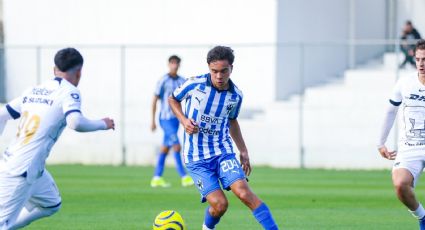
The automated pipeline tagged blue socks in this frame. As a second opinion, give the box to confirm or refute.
[174,152,186,177]
[204,206,221,229]
[204,203,278,229]
[154,151,187,178]
[154,152,167,177]
[253,203,278,230]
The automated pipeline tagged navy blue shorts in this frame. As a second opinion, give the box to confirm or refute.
[159,118,180,147]
[186,154,246,203]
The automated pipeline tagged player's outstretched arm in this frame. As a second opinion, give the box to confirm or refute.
[377,104,399,160]
[168,96,198,134]
[229,119,251,176]
[151,96,159,132]
[62,89,114,132]
[66,112,114,132]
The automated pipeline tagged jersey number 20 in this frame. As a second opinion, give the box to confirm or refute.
[17,111,41,145]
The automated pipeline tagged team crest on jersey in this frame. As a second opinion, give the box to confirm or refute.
[71,93,80,102]
[226,103,235,115]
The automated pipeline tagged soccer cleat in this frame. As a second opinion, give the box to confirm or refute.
[420,217,425,230]
[150,177,171,188]
[181,175,194,187]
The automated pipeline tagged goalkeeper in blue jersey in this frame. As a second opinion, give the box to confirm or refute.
[169,46,278,230]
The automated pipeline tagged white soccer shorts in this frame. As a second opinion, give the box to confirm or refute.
[0,170,61,229]
[393,152,425,187]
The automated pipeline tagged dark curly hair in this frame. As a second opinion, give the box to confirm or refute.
[207,46,234,65]
[54,48,84,72]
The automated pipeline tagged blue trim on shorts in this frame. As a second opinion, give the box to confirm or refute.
[43,202,62,209]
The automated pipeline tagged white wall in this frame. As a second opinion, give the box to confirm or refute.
[276,0,388,100]
[3,0,277,107]
[397,0,425,36]
[1,0,278,166]
[276,0,350,99]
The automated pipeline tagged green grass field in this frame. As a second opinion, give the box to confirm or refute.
[23,165,423,230]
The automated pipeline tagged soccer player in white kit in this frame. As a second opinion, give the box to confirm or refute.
[0,48,115,229]
[378,40,425,229]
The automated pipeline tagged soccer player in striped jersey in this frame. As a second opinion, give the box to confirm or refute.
[169,46,278,230]
[150,55,193,188]
[0,48,115,229]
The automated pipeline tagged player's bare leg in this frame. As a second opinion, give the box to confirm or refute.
[231,179,278,229]
[171,145,180,154]
[231,179,262,210]
[203,190,228,230]
[392,168,425,218]
[393,167,425,230]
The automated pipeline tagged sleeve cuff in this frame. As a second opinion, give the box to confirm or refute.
[64,109,81,117]
[389,99,402,106]
[6,104,20,119]
[172,94,182,102]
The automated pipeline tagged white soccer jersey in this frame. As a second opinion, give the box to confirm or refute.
[390,73,425,153]
[0,77,82,182]
[172,74,243,163]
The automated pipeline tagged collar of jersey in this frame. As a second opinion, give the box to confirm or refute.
[205,73,235,93]
[54,77,63,84]
[166,74,181,80]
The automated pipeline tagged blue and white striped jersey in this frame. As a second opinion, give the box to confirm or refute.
[172,73,243,163]
[155,74,186,120]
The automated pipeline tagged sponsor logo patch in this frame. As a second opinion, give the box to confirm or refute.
[197,179,203,190]
[71,93,80,101]
[408,94,425,101]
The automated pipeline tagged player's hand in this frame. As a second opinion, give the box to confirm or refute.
[151,122,157,132]
[378,146,397,160]
[240,151,252,176]
[183,118,199,135]
[102,118,115,130]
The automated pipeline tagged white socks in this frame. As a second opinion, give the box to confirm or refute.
[10,203,60,229]
[410,203,425,220]
[202,224,214,230]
